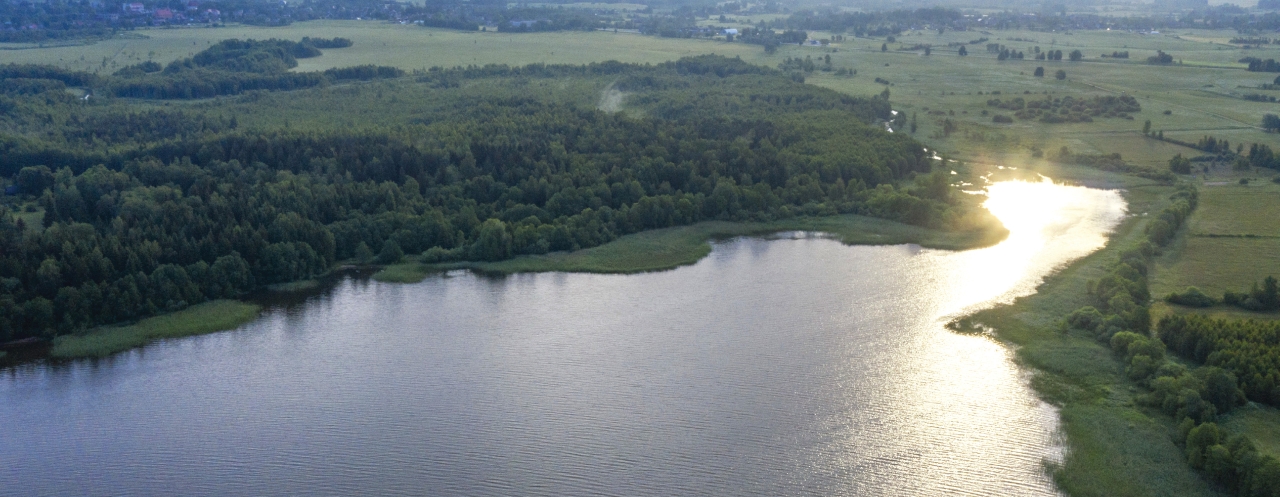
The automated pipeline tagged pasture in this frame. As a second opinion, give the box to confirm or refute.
[1153,180,1280,301]
[9,20,1280,171]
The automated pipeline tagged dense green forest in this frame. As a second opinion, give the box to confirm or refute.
[1159,315,1280,406]
[0,44,996,343]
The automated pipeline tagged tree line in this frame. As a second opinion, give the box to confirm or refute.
[1243,57,1280,72]
[986,94,1140,123]
[107,38,403,99]
[0,38,403,101]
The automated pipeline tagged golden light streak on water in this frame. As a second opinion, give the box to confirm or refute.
[820,178,1126,496]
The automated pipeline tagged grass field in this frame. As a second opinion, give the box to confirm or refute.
[9,19,1280,170]
[1223,405,1280,459]
[1152,179,1280,299]
[50,300,262,359]
[371,213,1007,282]
[0,22,760,74]
[12,206,42,233]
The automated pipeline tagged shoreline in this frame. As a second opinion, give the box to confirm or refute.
[373,213,1009,283]
[46,300,263,360]
[969,173,1224,494]
[4,213,1006,364]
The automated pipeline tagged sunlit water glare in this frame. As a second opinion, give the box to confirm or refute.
[0,179,1125,496]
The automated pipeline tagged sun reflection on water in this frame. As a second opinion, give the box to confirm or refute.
[823,177,1127,495]
[936,177,1127,318]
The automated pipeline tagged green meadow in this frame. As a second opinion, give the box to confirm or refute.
[1150,169,1280,315]
[50,300,262,359]
[12,19,1280,171]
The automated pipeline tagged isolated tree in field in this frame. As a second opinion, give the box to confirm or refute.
[1264,113,1280,132]
[1147,51,1174,64]
[1033,66,1044,77]
[1069,49,1083,61]
[910,112,918,133]
[881,43,887,52]
[1143,120,1152,135]
[1055,69,1066,80]
[924,46,931,56]
[1169,153,1193,174]
[958,46,967,56]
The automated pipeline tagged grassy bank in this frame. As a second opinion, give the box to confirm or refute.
[969,173,1227,496]
[371,213,1007,282]
[50,300,262,359]
[266,279,321,292]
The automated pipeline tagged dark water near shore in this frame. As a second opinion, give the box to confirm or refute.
[0,180,1125,496]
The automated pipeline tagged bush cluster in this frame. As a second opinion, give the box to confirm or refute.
[987,95,1140,123]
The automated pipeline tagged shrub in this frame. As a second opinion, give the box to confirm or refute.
[1166,287,1215,307]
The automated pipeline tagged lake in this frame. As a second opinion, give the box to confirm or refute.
[0,179,1126,496]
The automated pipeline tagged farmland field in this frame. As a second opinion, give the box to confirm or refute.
[11,20,1280,170]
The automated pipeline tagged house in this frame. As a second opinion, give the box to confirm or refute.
[122,3,144,13]
[186,0,200,10]
[723,28,738,35]
[154,8,174,19]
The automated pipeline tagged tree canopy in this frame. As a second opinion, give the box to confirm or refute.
[0,52,995,342]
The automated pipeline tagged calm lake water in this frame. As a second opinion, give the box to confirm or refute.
[1,179,1126,496]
